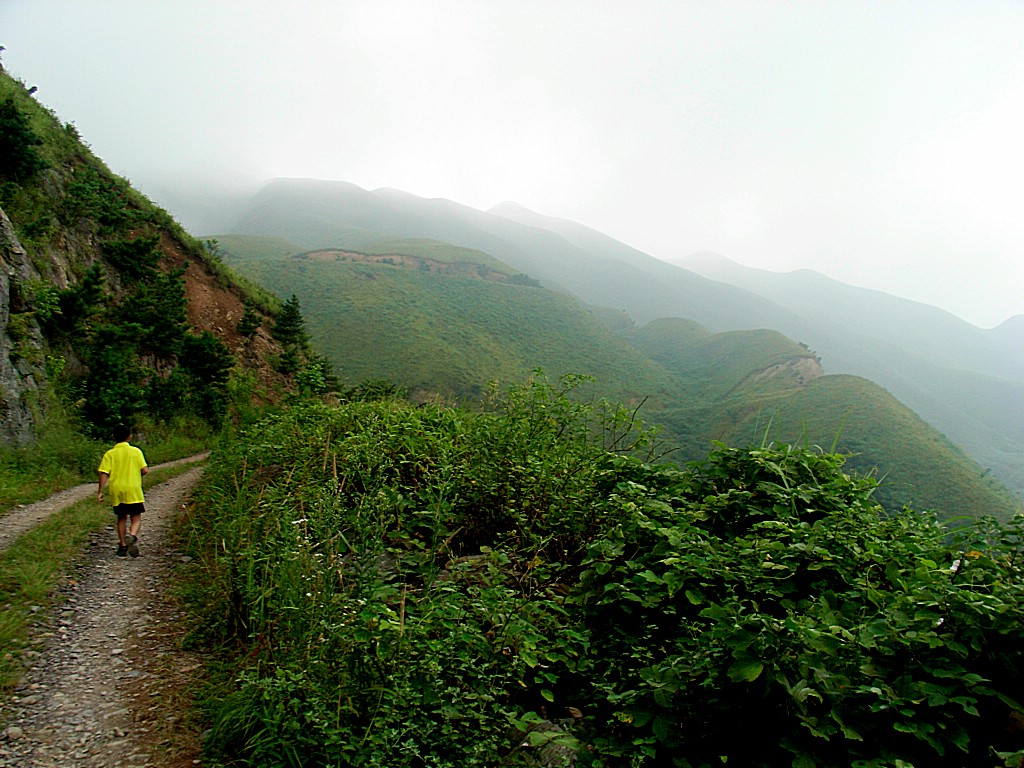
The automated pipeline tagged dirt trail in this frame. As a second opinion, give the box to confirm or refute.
[0,453,208,555]
[0,462,208,767]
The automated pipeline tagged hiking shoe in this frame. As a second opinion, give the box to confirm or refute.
[116,545,129,557]
[126,534,140,558]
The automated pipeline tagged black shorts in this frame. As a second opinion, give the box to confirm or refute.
[112,502,145,518]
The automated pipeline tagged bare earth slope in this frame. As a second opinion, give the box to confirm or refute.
[0,465,207,767]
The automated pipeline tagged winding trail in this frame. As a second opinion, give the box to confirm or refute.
[0,457,209,767]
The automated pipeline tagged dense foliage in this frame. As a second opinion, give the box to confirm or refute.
[183,376,1024,767]
[0,72,242,436]
[0,95,47,181]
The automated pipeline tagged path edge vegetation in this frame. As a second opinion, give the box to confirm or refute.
[175,373,1024,768]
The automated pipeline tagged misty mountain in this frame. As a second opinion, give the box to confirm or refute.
[488,204,1024,497]
[212,178,1024,500]
[212,230,1018,522]
[222,178,801,332]
[677,252,1024,493]
[679,252,1024,381]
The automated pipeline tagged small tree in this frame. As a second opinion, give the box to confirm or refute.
[117,266,189,357]
[272,294,308,349]
[0,96,47,182]
[179,331,234,426]
[83,323,146,435]
[237,304,262,338]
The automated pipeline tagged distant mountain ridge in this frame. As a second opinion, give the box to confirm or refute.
[680,251,1024,380]
[677,252,1024,494]
[226,178,802,332]
[207,177,1024,503]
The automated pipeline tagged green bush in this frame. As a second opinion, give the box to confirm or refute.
[180,382,1024,767]
[571,445,1024,767]
[102,235,162,279]
[0,96,47,182]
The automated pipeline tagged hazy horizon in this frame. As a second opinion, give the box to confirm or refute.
[3,1,1022,328]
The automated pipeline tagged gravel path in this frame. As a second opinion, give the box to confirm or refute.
[0,463,208,767]
[0,454,209,555]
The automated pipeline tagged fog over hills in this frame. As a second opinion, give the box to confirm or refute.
[680,252,1024,380]
[677,252,1024,494]
[206,178,1024,498]
[482,199,1024,496]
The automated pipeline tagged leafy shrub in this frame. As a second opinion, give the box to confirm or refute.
[184,375,640,765]
[181,381,1024,767]
[0,96,47,182]
[25,279,61,324]
[570,445,1024,767]
[51,264,105,335]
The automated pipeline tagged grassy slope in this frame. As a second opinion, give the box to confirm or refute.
[359,237,518,274]
[677,254,1024,497]
[220,237,1018,521]
[226,252,680,405]
[627,318,814,399]
[723,375,1022,520]
[225,179,797,330]
[627,318,1019,519]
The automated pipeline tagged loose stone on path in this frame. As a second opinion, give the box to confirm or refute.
[0,467,206,768]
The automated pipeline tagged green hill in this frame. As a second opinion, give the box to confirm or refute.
[627,318,1020,517]
[0,70,283,445]
[219,244,679,405]
[218,239,1018,521]
[723,374,1022,518]
[677,253,1024,497]
[213,180,1024,502]
[221,178,798,329]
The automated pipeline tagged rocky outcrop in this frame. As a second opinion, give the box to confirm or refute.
[750,355,824,387]
[0,206,43,446]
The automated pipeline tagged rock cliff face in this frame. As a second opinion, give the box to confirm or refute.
[0,70,285,446]
[0,206,43,445]
[750,355,824,387]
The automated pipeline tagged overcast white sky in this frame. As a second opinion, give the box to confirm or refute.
[3,1,1023,327]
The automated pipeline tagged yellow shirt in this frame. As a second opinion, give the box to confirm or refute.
[97,442,148,506]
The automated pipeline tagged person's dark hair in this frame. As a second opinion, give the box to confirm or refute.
[113,424,131,442]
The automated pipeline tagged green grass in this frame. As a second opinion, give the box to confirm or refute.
[627,317,816,400]
[209,233,303,265]
[227,255,679,405]
[724,375,1023,521]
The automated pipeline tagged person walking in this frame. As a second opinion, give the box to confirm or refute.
[97,424,149,557]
